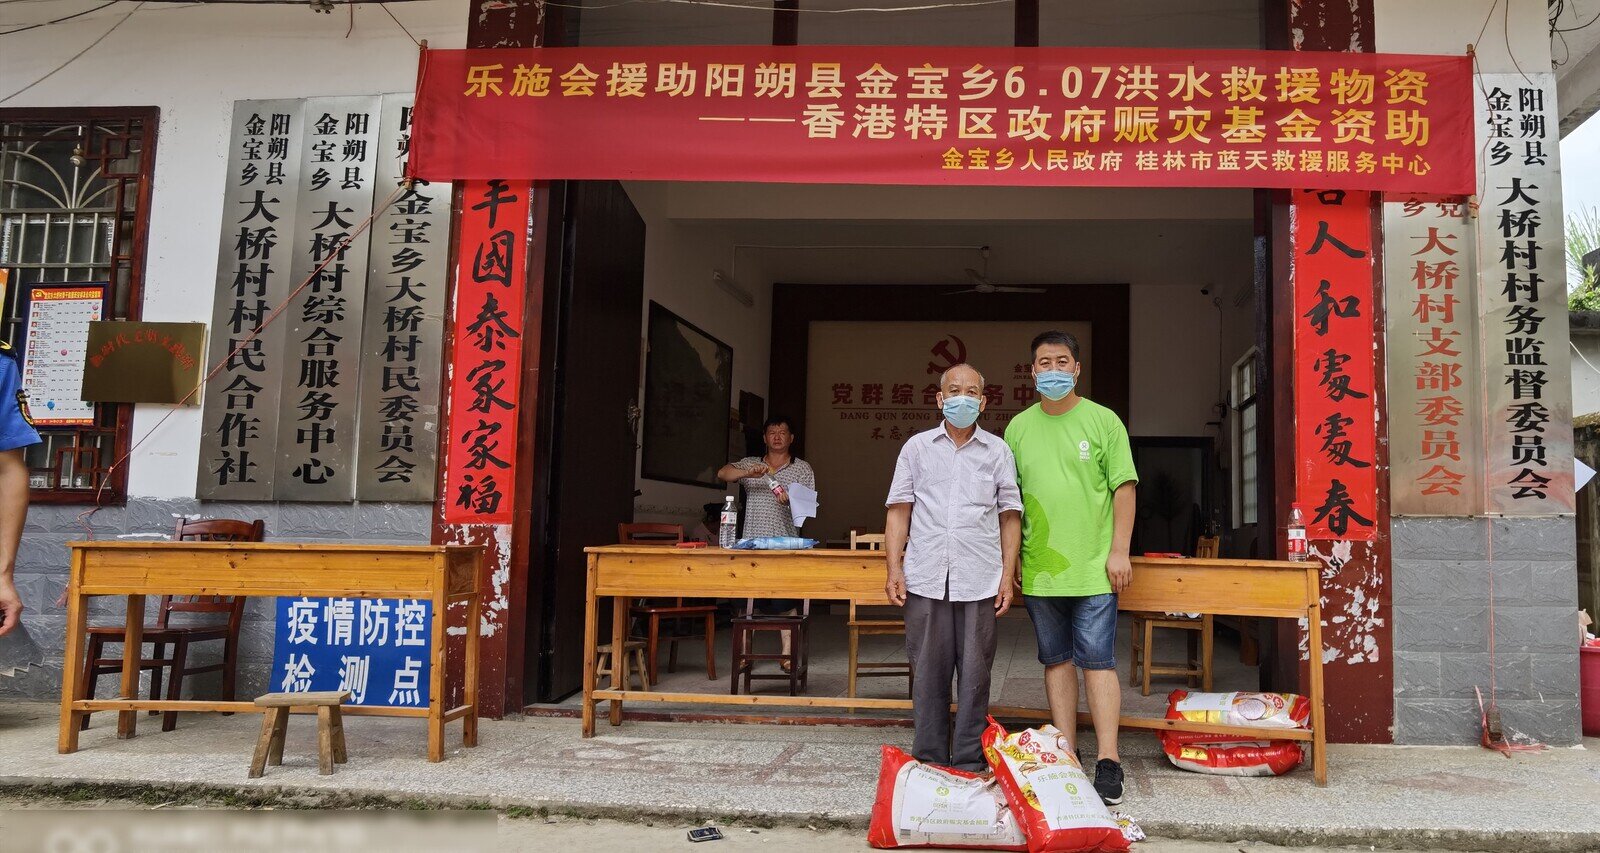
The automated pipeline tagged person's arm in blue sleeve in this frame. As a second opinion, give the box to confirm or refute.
[0,350,41,636]
[0,447,25,636]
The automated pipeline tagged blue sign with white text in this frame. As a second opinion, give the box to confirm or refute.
[269,597,432,707]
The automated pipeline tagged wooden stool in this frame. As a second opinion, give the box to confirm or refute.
[595,640,650,691]
[249,691,349,778]
[1128,612,1213,697]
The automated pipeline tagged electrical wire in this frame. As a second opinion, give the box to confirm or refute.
[378,0,418,46]
[0,0,117,35]
[3,0,993,6]
[1461,0,1557,758]
[0,1,142,103]
[0,0,1015,36]
[541,0,1011,13]
[1503,0,1530,85]
[75,180,410,537]
[1574,340,1600,378]
[1473,0,1502,55]
[1554,0,1600,34]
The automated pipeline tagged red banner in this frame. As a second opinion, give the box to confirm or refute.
[441,179,529,524]
[411,46,1473,193]
[1293,190,1379,541]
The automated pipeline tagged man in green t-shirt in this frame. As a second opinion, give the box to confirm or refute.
[1004,330,1137,806]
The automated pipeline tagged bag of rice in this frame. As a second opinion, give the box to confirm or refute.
[980,719,1130,853]
[1159,731,1304,777]
[867,745,1027,850]
[1159,690,1309,777]
[1167,689,1310,729]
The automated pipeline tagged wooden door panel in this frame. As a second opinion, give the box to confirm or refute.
[529,181,646,703]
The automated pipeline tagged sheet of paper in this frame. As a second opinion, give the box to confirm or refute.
[787,483,819,526]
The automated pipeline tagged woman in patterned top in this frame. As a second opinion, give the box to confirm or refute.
[717,415,816,539]
[716,415,817,667]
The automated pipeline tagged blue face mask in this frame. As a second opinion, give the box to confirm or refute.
[1035,370,1077,401]
[941,394,982,429]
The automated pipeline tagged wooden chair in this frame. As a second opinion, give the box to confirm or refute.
[1195,535,1220,558]
[595,640,650,692]
[249,690,349,777]
[619,523,717,684]
[730,598,810,696]
[1128,611,1214,697]
[81,517,265,732]
[846,532,912,700]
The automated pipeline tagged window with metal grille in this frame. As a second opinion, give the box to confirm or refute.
[0,108,157,504]
[1230,346,1259,527]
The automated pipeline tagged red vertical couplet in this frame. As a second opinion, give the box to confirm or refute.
[1282,0,1393,745]
[1293,191,1379,541]
[430,0,557,720]
[1290,188,1394,743]
[442,179,530,524]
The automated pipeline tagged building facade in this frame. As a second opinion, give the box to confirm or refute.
[1,0,1587,745]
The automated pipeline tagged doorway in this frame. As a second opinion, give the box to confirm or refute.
[520,181,1279,710]
[524,180,647,703]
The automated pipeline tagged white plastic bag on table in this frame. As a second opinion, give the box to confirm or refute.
[1161,690,1309,777]
[1169,689,1310,729]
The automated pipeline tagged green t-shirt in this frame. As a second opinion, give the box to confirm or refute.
[1003,398,1138,597]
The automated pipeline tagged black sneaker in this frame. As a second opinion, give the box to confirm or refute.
[1093,758,1124,805]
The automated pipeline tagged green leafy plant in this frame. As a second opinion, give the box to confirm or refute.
[1568,206,1600,310]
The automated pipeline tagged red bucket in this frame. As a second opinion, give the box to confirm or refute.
[1583,645,1600,738]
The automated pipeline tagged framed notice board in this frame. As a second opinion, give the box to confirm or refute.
[18,283,107,427]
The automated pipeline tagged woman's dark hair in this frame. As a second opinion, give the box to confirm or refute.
[1030,330,1082,362]
[763,415,795,433]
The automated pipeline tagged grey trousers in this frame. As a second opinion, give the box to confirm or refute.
[903,591,997,772]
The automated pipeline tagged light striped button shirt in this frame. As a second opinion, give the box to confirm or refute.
[885,424,1022,602]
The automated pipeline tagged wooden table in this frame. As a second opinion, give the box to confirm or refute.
[582,546,1328,785]
[59,542,483,763]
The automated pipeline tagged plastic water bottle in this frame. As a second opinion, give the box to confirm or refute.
[719,496,738,549]
[1286,503,1308,561]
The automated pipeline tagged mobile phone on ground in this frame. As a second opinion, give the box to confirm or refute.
[687,827,724,842]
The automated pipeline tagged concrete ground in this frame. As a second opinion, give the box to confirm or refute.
[0,793,1509,853]
[3,701,1597,852]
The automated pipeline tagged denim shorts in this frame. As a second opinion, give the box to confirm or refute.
[1022,593,1118,670]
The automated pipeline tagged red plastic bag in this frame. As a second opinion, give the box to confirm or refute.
[867,745,1027,850]
[980,718,1130,853]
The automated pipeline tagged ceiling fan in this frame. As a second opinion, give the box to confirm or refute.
[945,246,1047,295]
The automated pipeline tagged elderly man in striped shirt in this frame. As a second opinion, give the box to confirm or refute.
[883,362,1023,772]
